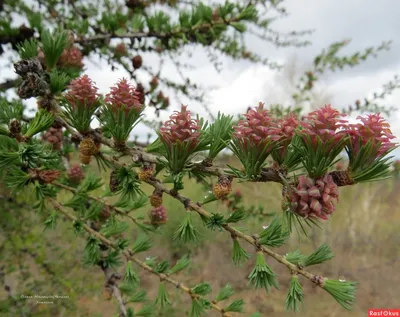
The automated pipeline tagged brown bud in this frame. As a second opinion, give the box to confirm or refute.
[132,55,143,69]
[330,170,355,186]
[138,164,154,181]
[150,77,159,88]
[79,137,97,165]
[99,206,112,221]
[136,83,145,104]
[157,91,164,101]
[155,45,163,53]
[212,175,233,199]
[9,119,21,135]
[162,96,169,109]
[149,189,163,207]
[37,97,52,111]
[241,51,251,59]
[109,170,120,192]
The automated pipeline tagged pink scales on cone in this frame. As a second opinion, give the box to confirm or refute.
[289,174,339,220]
[65,75,99,109]
[67,164,85,184]
[150,206,168,224]
[58,46,84,69]
[301,104,348,146]
[105,78,143,113]
[347,113,397,157]
[233,102,280,146]
[159,104,201,147]
[270,112,299,160]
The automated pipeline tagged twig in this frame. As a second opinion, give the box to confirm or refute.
[50,199,232,317]
[100,257,128,317]
[75,16,243,45]
[94,152,327,290]
[143,177,317,282]
[0,78,19,90]
[52,181,145,228]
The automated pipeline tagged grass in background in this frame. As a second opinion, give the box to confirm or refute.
[1,156,400,316]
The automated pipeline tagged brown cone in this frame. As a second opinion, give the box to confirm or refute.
[150,189,163,207]
[79,138,96,165]
[132,55,143,69]
[330,170,355,186]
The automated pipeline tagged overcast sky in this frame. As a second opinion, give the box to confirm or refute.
[2,0,400,156]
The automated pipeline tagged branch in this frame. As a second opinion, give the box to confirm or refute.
[50,199,232,317]
[0,78,20,91]
[74,151,329,292]
[143,176,318,282]
[52,181,145,228]
[75,16,244,45]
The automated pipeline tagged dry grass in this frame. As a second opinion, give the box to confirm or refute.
[1,163,400,317]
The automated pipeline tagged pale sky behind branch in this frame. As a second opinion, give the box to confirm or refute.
[1,0,400,156]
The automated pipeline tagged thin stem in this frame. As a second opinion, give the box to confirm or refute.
[52,181,144,227]
[50,199,231,317]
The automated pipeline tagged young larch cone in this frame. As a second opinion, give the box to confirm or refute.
[271,112,299,161]
[105,78,143,114]
[42,126,63,151]
[233,102,280,148]
[150,189,163,207]
[159,104,201,148]
[300,104,347,146]
[138,164,154,181]
[79,138,97,165]
[58,46,84,69]
[346,113,397,158]
[213,175,233,199]
[65,75,99,109]
[132,55,143,69]
[149,206,168,224]
[67,164,85,185]
[288,175,339,220]
[109,170,120,192]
